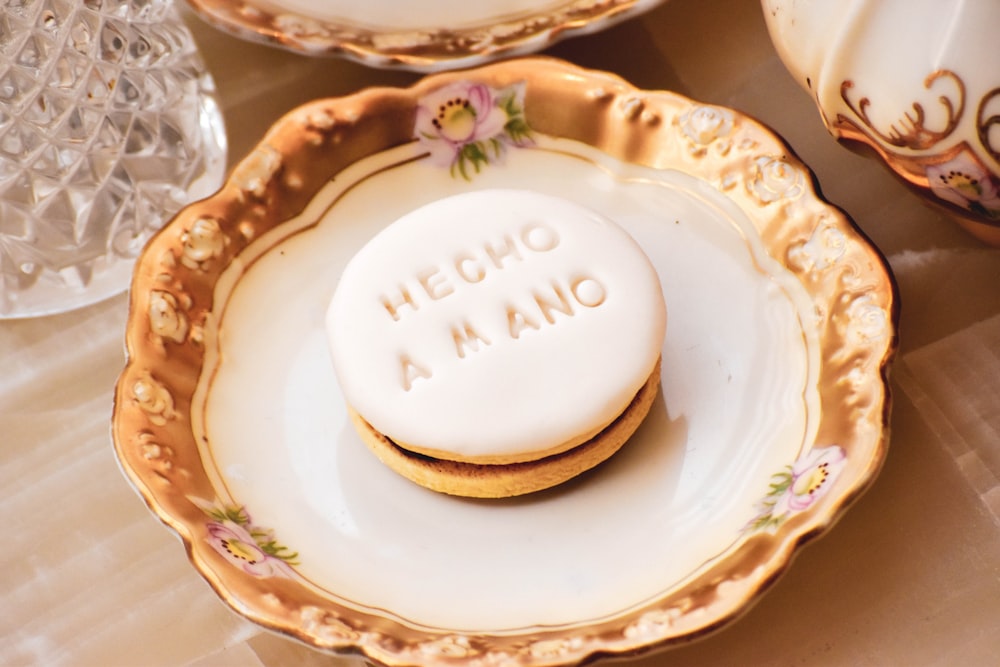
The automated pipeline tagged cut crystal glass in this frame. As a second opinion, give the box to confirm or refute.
[0,0,226,317]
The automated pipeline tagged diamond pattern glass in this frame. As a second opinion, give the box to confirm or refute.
[0,0,226,317]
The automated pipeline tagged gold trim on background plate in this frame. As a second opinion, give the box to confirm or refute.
[183,0,667,71]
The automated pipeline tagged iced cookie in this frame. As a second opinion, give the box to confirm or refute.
[326,189,665,497]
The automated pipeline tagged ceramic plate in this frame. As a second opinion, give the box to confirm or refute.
[112,58,898,665]
[183,0,667,71]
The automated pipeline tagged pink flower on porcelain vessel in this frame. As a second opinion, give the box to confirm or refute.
[199,503,298,578]
[927,152,1000,219]
[415,81,532,179]
[746,445,847,532]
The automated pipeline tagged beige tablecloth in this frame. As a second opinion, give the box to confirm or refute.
[3,1,999,665]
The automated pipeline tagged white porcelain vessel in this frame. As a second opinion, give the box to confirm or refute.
[762,0,1000,244]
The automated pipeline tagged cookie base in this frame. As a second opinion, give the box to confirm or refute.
[347,358,662,498]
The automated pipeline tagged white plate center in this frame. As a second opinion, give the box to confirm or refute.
[202,139,815,631]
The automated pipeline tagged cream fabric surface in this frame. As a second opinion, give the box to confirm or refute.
[2,0,999,665]
[897,313,1000,526]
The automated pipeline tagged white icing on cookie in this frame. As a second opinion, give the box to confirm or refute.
[326,189,665,463]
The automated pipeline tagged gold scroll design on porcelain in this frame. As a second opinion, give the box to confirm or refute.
[979,87,1000,164]
[834,71,1000,225]
[837,71,1000,165]
[838,69,965,151]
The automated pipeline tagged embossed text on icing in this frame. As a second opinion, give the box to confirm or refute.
[378,221,560,322]
[507,276,607,338]
[400,355,432,391]
[382,221,613,391]
[452,321,491,358]
[380,284,417,322]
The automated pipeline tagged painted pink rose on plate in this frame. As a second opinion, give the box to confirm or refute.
[415,81,532,179]
[746,445,847,532]
[194,501,298,578]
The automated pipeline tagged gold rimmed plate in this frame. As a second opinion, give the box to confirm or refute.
[183,0,667,71]
[112,57,897,665]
